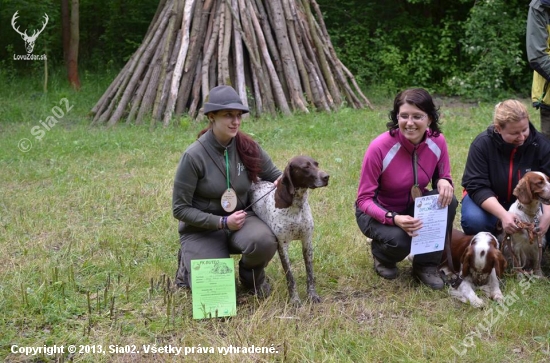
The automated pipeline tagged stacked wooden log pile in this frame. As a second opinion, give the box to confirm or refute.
[91,0,372,127]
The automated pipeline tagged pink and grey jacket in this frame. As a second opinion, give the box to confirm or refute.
[356,130,453,225]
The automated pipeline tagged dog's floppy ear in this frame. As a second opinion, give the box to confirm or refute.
[460,246,474,277]
[514,176,532,204]
[490,249,507,278]
[274,163,294,208]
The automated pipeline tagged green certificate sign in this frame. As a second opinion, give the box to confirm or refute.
[191,258,237,319]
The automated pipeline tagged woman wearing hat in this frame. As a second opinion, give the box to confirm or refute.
[173,85,281,297]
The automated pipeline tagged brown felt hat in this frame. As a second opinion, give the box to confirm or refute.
[203,85,249,115]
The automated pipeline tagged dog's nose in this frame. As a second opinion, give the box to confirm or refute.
[322,173,330,184]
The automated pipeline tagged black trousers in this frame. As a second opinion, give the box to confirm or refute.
[175,214,277,289]
[356,190,458,268]
[541,107,550,140]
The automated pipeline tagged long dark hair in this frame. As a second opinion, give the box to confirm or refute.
[386,88,442,137]
[198,127,261,182]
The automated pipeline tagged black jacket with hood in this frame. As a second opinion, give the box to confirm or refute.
[461,122,550,210]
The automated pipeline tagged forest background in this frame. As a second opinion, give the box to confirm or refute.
[2,1,549,362]
[0,0,530,101]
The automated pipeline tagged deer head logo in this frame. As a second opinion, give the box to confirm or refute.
[11,11,49,54]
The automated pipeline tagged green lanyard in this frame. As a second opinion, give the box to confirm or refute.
[224,149,230,190]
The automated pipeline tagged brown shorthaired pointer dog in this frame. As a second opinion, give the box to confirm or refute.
[249,155,329,306]
[499,171,550,277]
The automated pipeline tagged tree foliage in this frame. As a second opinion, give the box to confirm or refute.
[0,0,533,99]
[317,0,530,99]
[0,0,158,70]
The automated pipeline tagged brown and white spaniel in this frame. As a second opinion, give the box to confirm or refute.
[500,171,550,277]
[440,229,507,308]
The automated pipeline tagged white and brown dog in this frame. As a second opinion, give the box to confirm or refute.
[249,156,329,306]
[440,229,507,308]
[500,171,550,277]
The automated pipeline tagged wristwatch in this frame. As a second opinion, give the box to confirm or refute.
[385,211,398,224]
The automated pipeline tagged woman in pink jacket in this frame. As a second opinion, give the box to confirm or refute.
[355,88,457,290]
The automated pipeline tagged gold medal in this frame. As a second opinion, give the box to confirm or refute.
[221,188,237,212]
[411,184,422,200]
[410,151,422,200]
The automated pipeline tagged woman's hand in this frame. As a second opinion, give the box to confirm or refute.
[501,212,519,235]
[394,215,422,237]
[227,210,247,230]
[436,179,454,207]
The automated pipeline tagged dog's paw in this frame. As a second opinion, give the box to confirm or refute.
[289,296,302,307]
[491,292,504,303]
[308,293,321,304]
[469,297,485,308]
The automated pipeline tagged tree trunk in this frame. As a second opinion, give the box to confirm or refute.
[61,0,70,66]
[91,0,372,126]
[68,0,81,91]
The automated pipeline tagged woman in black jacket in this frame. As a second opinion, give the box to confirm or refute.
[461,99,550,241]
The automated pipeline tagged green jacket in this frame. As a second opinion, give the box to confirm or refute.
[527,0,550,109]
[172,129,281,231]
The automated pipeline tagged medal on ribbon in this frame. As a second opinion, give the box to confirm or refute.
[221,149,237,212]
[221,188,237,212]
[411,184,422,200]
[411,150,422,200]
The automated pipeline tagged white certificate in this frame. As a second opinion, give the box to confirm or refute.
[410,195,447,255]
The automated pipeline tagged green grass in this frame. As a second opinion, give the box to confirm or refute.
[1,72,550,363]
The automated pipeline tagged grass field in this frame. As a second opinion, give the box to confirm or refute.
[1,71,550,362]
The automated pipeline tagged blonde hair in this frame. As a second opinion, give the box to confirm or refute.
[493,99,529,129]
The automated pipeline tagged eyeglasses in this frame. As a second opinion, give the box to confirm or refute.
[397,113,427,122]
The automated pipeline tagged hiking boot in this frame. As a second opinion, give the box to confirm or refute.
[247,279,272,299]
[373,256,398,280]
[413,265,444,290]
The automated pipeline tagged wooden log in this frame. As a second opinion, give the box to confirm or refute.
[92,0,371,125]
[174,0,214,116]
[107,2,172,126]
[201,0,222,105]
[188,58,204,118]
[231,0,247,109]
[145,0,168,41]
[302,0,341,107]
[136,50,164,124]
[231,0,274,115]
[91,60,128,122]
[296,10,333,108]
[266,0,307,112]
[285,0,313,105]
[248,3,291,115]
[218,1,232,85]
[157,30,182,121]
[162,0,197,125]
[253,0,288,101]
[125,43,161,124]
[302,46,330,111]
[152,4,178,121]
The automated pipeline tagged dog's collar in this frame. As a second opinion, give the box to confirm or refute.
[449,275,463,288]
[516,203,539,219]
[439,270,463,288]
